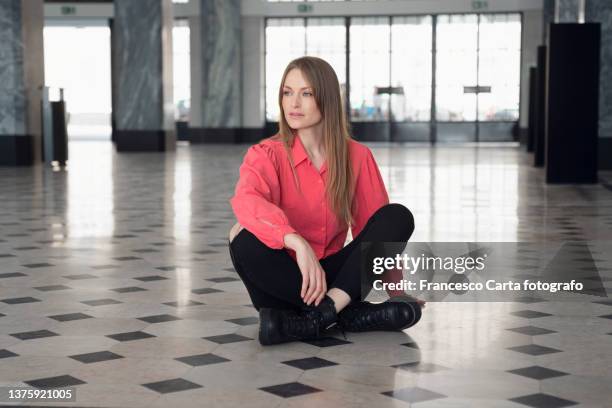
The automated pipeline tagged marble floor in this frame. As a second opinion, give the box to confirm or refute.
[0,141,611,408]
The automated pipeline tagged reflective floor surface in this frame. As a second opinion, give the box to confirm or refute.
[0,141,611,407]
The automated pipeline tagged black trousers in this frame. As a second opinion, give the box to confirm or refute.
[228,203,415,311]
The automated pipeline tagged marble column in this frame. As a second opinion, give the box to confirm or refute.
[543,0,555,43]
[0,0,44,165]
[189,0,241,143]
[555,0,582,22]
[112,0,175,152]
[586,0,612,168]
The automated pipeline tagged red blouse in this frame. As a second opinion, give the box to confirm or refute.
[230,133,389,260]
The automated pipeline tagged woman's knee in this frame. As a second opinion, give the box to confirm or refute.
[376,203,415,240]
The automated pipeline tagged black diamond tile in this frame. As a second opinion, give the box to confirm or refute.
[392,362,448,373]
[301,337,352,347]
[260,382,322,398]
[156,265,176,271]
[11,329,59,340]
[34,284,72,292]
[81,298,122,306]
[138,314,181,323]
[191,287,223,295]
[598,314,612,320]
[592,299,612,306]
[90,265,119,270]
[203,334,251,344]
[382,387,446,403]
[206,277,239,283]
[26,374,86,389]
[175,353,230,367]
[507,344,563,356]
[113,256,141,261]
[225,316,259,326]
[22,263,54,268]
[401,342,420,349]
[107,331,155,342]
[2,297,41,304]
[584,275,612,281]
[509,393,577,408]
[132,248,159,253]
[507,366,569,380]
[506,326,557,336]
[0,349,18,359]
[511,310,553,319]
[282,357,338,370]
[113,234,137,238]
[134,275,168,282]
[111,286,147,293]
[13,246,40,250]
[63,274,98,280]
[48,312,93,322]
[142,378,202,394]
[0,313,5,317]
[0,272,27,279]
[152,243,171,247]
[513,296,548,304]
[194,250,218,255]
[69,351,124,364]
[0,254,16,258]
[163,300,204,307]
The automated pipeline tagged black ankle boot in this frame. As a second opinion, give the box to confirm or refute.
[258,296,337,345]
[338,298,421,332]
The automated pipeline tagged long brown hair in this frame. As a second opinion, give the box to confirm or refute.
[274,56,354,228]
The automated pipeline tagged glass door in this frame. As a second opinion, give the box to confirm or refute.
[435,14,479,142]
[435,13,521,142]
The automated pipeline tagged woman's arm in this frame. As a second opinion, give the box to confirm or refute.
[230,144,296,249]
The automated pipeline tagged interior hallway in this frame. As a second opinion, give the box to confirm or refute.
[0,141,610,407]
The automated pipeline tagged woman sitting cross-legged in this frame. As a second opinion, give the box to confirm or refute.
[228,56,425,346]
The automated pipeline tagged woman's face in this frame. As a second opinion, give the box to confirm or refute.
[282,68,322,130]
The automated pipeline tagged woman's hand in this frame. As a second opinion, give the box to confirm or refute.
[284,233,327,306]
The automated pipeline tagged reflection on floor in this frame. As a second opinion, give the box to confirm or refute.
[0,141,611,408]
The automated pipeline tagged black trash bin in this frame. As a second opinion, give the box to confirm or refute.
[41,87,68,165]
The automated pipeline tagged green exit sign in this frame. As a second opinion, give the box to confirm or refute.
[61,6,77,15]
[472,0,488,10]
[297,4,313,13]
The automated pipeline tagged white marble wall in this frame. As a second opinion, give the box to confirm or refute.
[113,0,173,131]
[198,0,241,128]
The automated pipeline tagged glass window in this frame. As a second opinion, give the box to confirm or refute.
[435,14,478,122]
[265,18,306,121]
[349,17,390,122]
[306,17,346,87]
[173,19,190,121]
[391,16,432,122]
[477,13,521,121]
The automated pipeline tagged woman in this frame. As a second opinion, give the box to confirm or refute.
[228,56,424,346]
